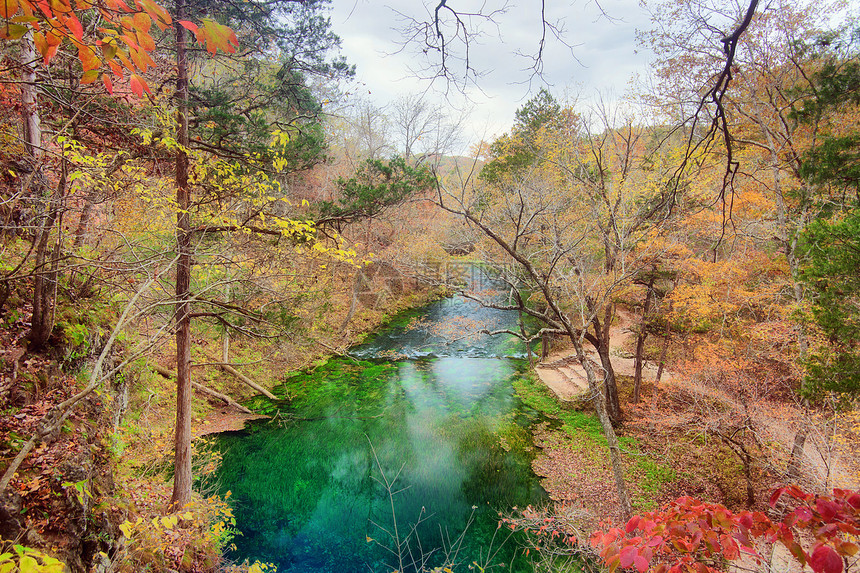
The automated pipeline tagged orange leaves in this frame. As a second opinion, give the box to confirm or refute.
[136,0,170,30]
[75,41,99,70]
[128,73,149,97]
[60,10,81,38]
[131,6,150,31]
[1,0,235,99]
[0,0,18,18]
[32,29,59,63]
[194,17,237,54]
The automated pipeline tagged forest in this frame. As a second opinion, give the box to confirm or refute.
[0,0,858,571]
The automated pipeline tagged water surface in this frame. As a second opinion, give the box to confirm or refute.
[213,289,547,572]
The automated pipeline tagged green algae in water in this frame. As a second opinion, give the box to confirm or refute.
[212,357,547,573]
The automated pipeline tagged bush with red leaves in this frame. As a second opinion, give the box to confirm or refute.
[588,486,859,573]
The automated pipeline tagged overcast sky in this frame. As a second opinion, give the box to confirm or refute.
[326,0,656,151]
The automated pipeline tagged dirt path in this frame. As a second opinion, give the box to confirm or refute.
[533,310,858,492]
[535,309,666,400]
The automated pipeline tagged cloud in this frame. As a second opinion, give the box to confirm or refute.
[327,0,656,148]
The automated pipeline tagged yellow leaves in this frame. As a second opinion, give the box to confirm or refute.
[119,517,142,538]
[158,514,178,529]
[99,35,118,59]
[122,509,197,540]
[194,17,238,55]
[0,546,65,573]
[271,129,291,148]
[248,562,277,573]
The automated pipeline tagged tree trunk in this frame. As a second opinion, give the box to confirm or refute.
[28,165,66,349]
[786,425,808,483]
[655,298,674,384]
[29,217,57,348]
[576,343,632,520]
[22,28,54,349]
[540,331,550,361]
[72,200,92,251]
[170,0,193,511]
[519,313,535,368]
[592,304,621,425]
[595,342,621,425]
[21,30,41,159]
[633,275,656,403]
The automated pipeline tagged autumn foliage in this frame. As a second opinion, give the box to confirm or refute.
[0,0,237,95]
[589,486,860,573]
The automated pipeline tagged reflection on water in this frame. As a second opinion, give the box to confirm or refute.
[212,289,547,572]
[350,289,530,360]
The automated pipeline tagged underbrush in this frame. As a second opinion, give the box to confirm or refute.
[513,371,755,517]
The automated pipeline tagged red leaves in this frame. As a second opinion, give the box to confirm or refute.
[816,498,840,522]
[177,19,196,33]
[843,491,860,510]
[592,486,859,573]
[63,10,81,38]
[626,515,640,533]
[719,535,739,560]
[101,72,113,93]
[810,544,843,573]
[619,546,637,568]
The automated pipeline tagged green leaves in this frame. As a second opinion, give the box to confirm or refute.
[319,157,436,225]
[798,208,860,401]
[0,546,65,573]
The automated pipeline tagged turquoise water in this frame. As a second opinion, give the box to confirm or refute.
[212,289,548,572]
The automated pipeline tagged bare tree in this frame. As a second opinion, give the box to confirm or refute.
[348,99,395,163]
[435,166,634,519]
[390,92,466,164]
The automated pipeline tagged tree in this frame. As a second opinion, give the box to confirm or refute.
[186,0,353,163]
[0,0,237,352]
[433,92,699,519]
[162,0,355,511]
[435,167,634,520]
[390,92,465,165]
[793,24,860,403]
[799,213,860,401]
[480,87,561,185]
[317,156,436,231]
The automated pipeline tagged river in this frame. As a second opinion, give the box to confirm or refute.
[211,274,549,572]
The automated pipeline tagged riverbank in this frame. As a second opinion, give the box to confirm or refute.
[526,309,859,530]
[107,278,448,572]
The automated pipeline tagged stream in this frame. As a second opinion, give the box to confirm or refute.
[211,274,549,572]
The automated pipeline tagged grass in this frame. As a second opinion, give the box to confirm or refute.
[512,371,603,445]
[514,370,681,512]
